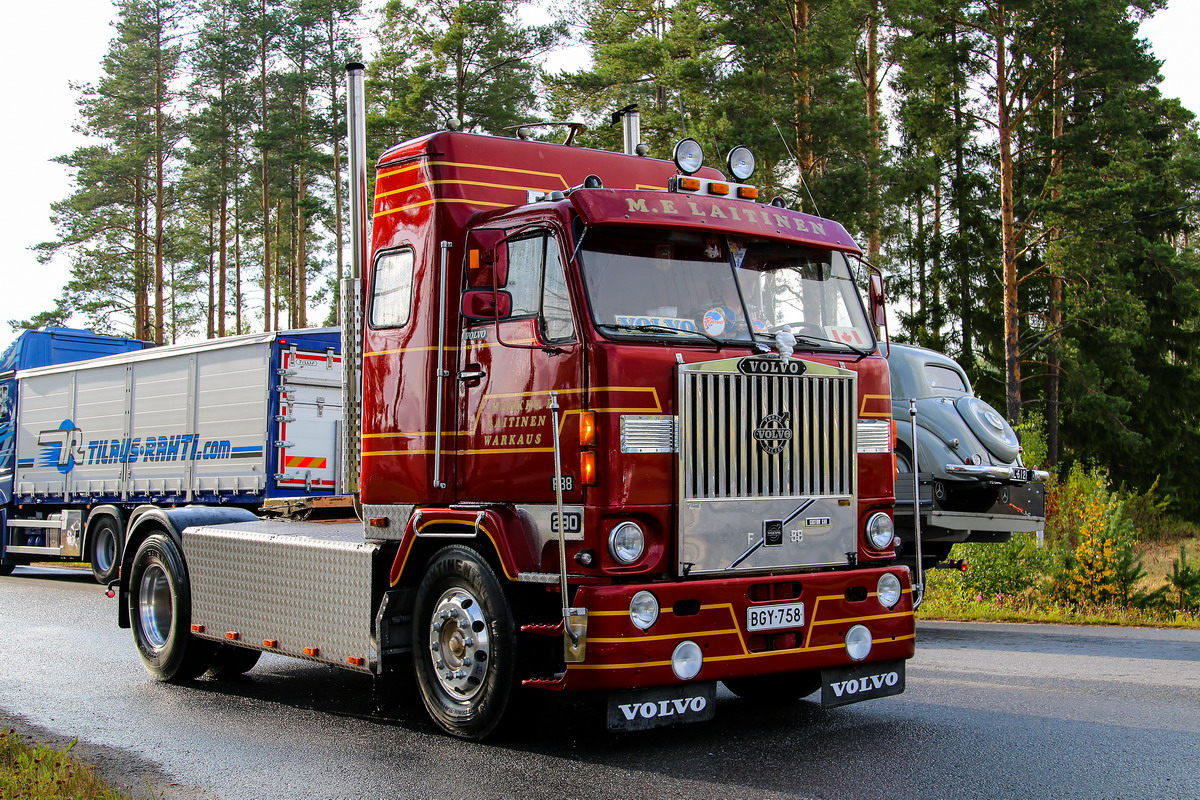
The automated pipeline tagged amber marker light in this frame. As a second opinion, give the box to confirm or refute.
[737,186,759,200]
[678,176,702,191]
[581,451,598,485]
[579,410,597,446]
[225,632,240,640]
[347,656,366,667]
[191,624,206,633]
[263,639,279,648]
[303,647,321,656]
[709,182,730,196]
[469,249,481,269]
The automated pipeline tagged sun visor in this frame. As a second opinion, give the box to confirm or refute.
[568,189,862,253]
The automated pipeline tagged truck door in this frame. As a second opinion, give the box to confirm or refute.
[456,227,585,511]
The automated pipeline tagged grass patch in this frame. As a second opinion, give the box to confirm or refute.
[0,727,137,800]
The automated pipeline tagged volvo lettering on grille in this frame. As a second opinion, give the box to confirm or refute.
[753,412,793,454]
[738,357,807,376]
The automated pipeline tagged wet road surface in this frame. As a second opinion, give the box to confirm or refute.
[1,565,1197,799]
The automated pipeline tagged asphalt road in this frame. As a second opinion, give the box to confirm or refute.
[2,565,1197,800]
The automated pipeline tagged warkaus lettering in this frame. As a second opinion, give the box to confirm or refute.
[34,419,259,474]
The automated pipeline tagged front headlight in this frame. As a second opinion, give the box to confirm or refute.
[876,573,902,608]
[845,624,873,661]
[866,512,895,550]
[629,590,659,630]
[672,640,703,680]
[608,521,646,565]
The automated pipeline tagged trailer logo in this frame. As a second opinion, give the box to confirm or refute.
[33,418,256,473]
[752,413,792,454]
[37,420,86,475]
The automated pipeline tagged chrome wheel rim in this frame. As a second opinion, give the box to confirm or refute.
[427,587,491,701]
[138,565,172,650]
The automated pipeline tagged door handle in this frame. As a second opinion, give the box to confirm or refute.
[457,369,486,381]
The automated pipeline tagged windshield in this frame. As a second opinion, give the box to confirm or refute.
[577,226,875,352]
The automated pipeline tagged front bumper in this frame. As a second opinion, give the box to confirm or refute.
[563,566,915,692]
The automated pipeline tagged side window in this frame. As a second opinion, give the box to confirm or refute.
[500,232,576,342]
[542,242,575,341]
[371,249,415,328]
[505,237,542,317]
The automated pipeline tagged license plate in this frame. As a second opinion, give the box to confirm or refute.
[607,682,717,732]
[820,660,906,708]
[1011,467,1030,483]
[746,601,805,632]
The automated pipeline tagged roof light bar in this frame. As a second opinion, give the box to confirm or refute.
[673,138,704,175]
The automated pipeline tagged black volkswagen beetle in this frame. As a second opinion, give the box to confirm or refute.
[887,343,1048,568]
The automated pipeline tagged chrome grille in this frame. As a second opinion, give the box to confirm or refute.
[680,367,856,499]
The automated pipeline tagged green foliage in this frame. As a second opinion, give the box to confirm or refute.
[0,727,134,799]
[956,534,1050,597]
[1013,411,1048,469]
[1168,546,1200,610]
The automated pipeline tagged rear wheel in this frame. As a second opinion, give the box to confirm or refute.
[128,533,215,681]
[412,545,517,739]
[724,671,821,702]
[88,517,122,584]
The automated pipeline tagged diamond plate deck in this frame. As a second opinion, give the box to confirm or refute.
[184,520,378,672]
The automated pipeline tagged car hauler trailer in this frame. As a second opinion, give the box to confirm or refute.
[0,328,342,583]
[115,64,916,739]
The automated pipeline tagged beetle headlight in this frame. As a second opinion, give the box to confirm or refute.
[845,624,873,661]
[629,590,659,630]
[608,521,645,565]
[876,573,902,609]
[866,512,895,550]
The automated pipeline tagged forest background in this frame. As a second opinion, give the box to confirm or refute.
[7,0,1200,527]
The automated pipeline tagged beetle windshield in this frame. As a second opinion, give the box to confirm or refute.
[577,226,875,353]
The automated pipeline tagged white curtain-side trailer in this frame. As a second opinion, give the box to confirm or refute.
[0,328,342,583]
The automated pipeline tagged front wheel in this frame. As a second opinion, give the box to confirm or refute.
[88,517,122,584]
[411,545,517,739]
[127,533,215,681]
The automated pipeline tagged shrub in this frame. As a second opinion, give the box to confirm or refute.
[957,533,1048,596]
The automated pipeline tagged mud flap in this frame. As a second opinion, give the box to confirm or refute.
[820,660,906,708]
[606,682,718,731]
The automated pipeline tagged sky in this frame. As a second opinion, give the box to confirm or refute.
[1,2,1197,354]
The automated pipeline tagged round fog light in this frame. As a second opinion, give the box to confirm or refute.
[629,590,660,631]
[877,573,902,608]
[866,512,895,550]
[672,640,703,680]
[845,624,873,661]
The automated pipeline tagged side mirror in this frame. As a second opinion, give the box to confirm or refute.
[868,273,886,328]
[461,289,513,321]
[466,229,509,288]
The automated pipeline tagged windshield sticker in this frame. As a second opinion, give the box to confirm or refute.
[615,314,699,332]
[825,326,868,346]
[702,306,733,336]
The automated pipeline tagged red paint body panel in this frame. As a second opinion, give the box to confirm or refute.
[564,566,915,691]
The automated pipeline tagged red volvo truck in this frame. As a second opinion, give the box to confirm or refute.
[115,64,915,738]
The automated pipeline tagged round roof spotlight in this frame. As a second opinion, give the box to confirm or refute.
[727,146,756,180]
[583,174,603,189]
[771,196,788,208]
[516,126,532,140]
[673,138,705,175]
[447,118,463,131]
[635,142,651,157]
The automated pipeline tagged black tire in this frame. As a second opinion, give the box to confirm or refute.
[127,533,215,682]
[88,517,122,584]
[724,671,821,702]
[0,562,15,577]
[205,645,262,679]
[412,545,517,739]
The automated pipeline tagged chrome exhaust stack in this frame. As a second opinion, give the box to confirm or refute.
[341,62,368,497]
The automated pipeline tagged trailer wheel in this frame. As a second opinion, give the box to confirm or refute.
[412,545,517,739]
[724,671,821,702]
[88,517,122,584]
[128,533,215,682]
[205,645,262,679]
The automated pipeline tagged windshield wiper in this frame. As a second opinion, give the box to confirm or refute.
[753,330,871,358]
[598,322,725,348]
